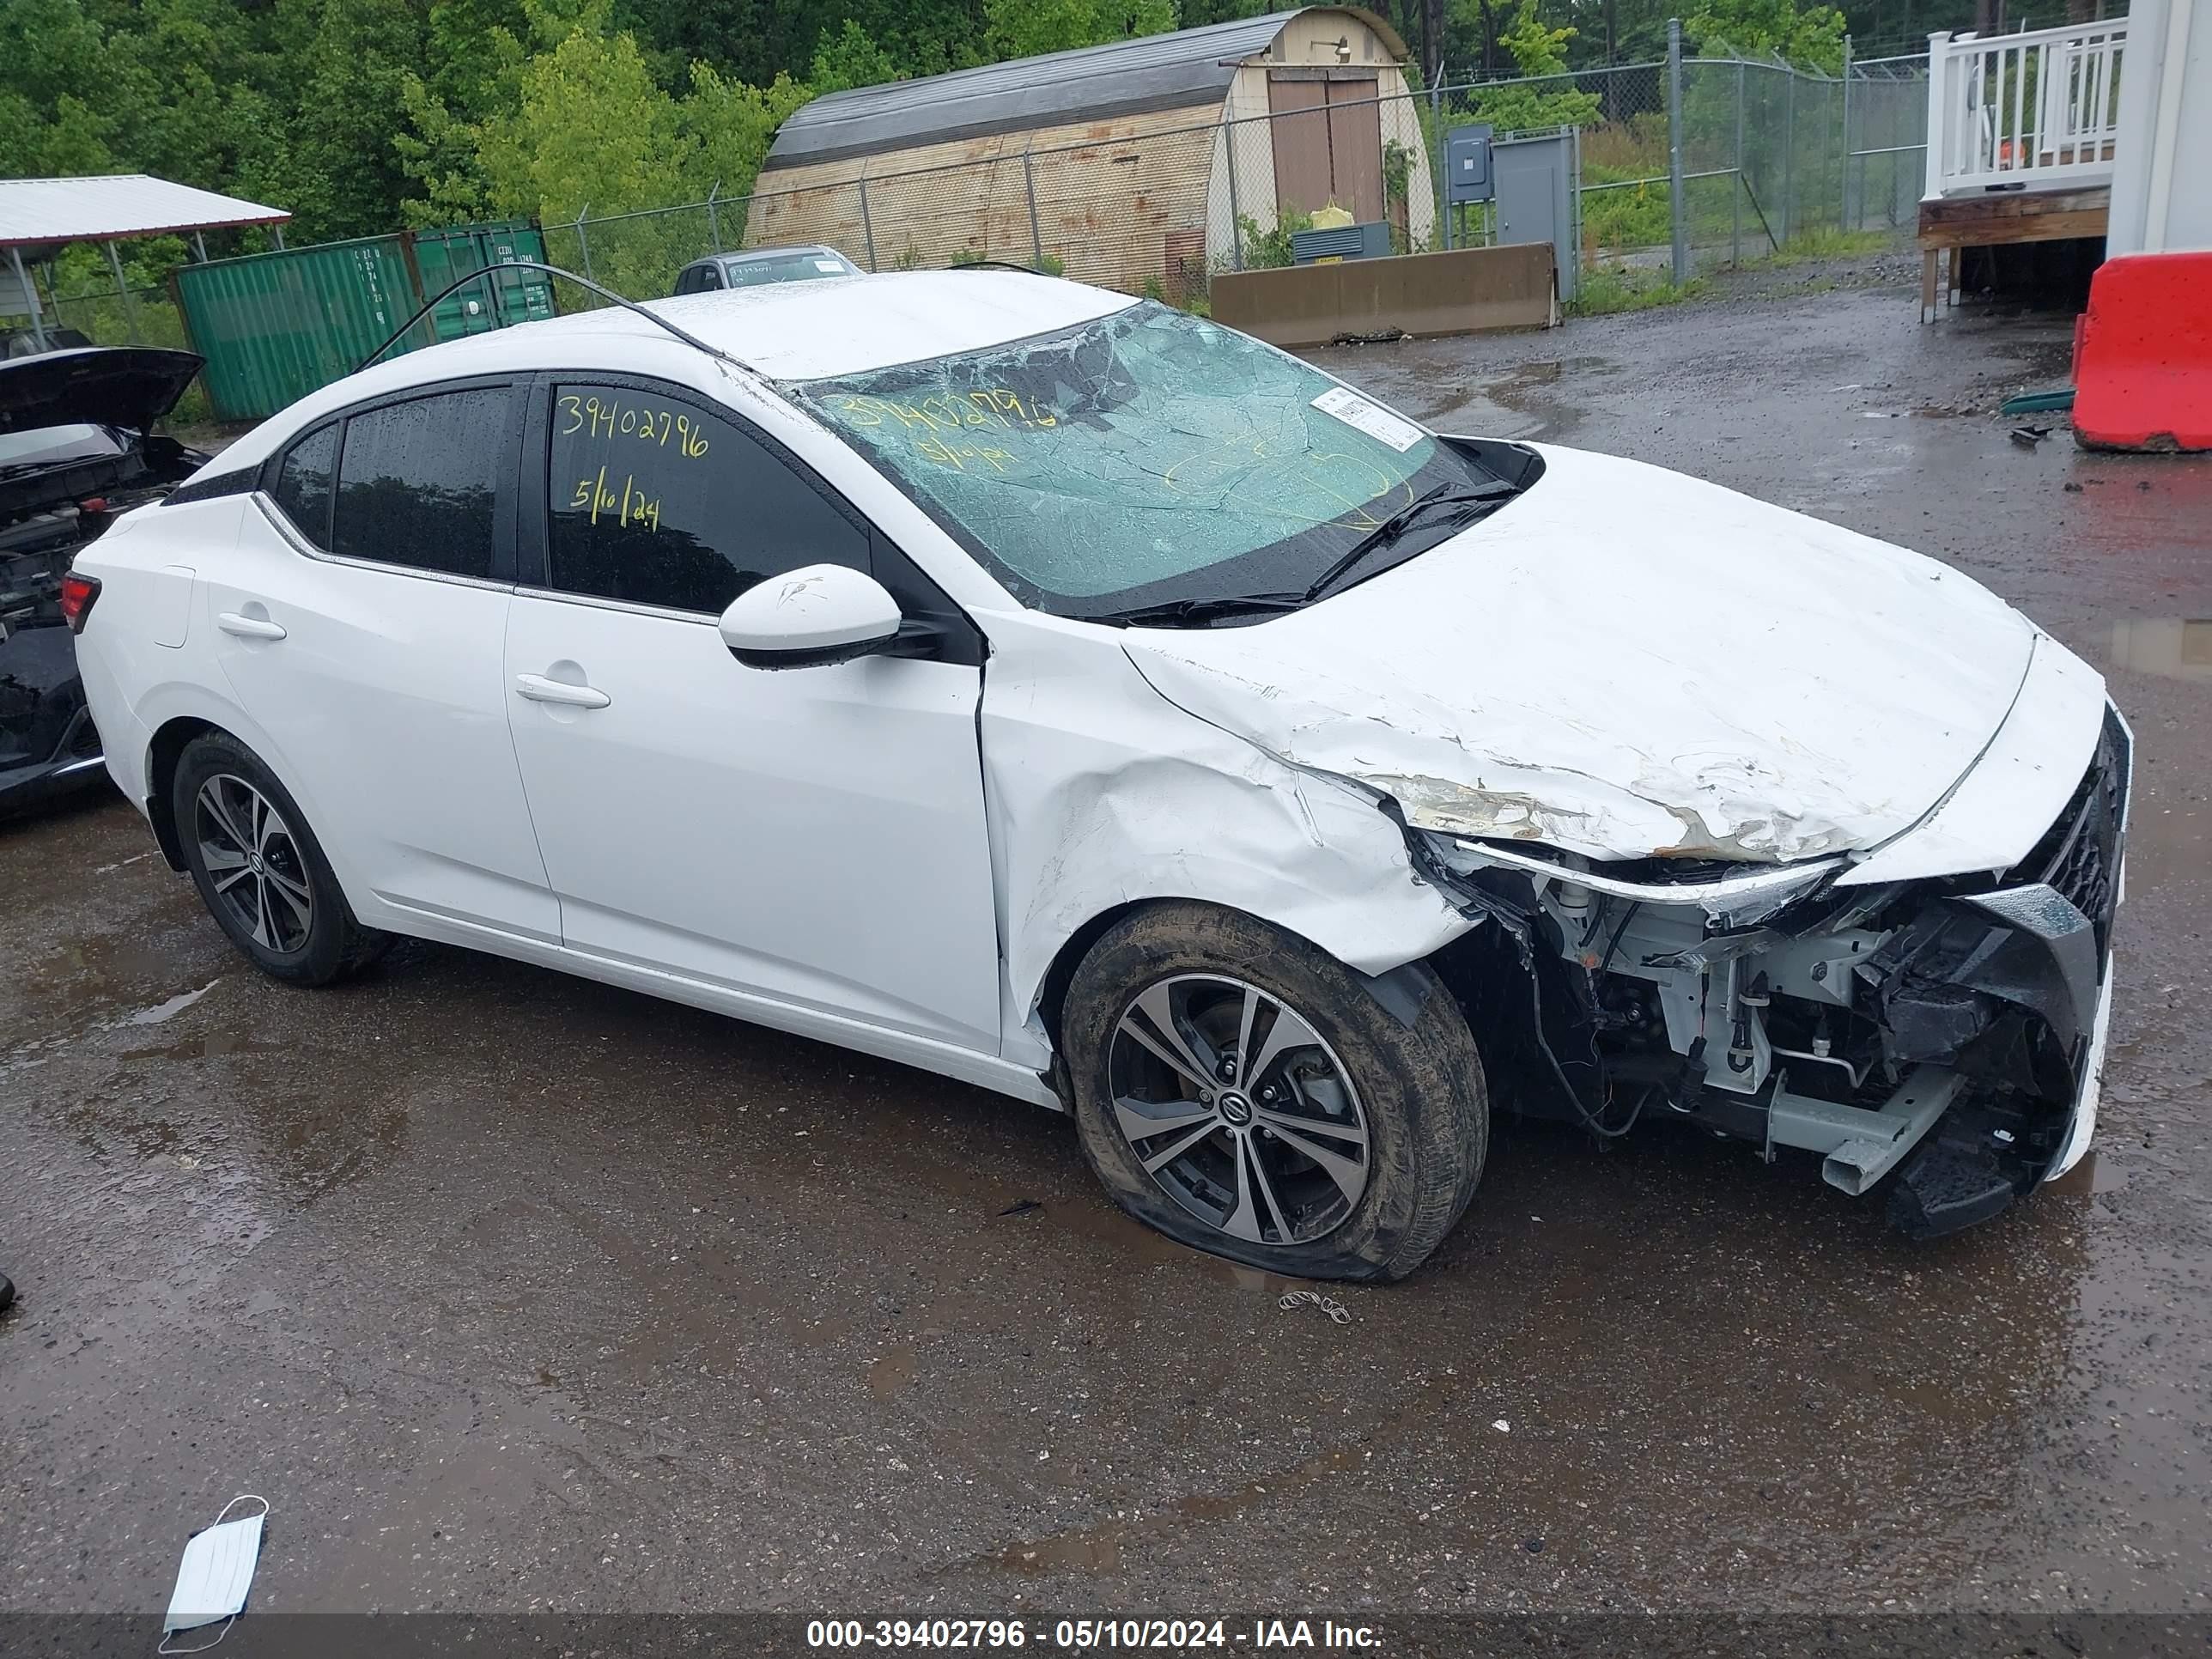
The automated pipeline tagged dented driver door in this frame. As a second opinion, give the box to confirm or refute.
[503,376,1002,1054]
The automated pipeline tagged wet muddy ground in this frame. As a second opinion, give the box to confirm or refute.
[4,275,2209,1621]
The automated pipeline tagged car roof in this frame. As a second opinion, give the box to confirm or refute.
[209,270,1138,477]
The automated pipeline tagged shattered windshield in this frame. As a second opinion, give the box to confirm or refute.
[788,302,1514,619]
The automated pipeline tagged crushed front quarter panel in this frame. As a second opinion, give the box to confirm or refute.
[973,613,1474,1036]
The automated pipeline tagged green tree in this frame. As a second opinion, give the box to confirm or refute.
[683,63,814,194]
[983,0,1176,61]
[809,20,901,94]
[261,0,428,240]
[476,18,694,223]
[1469,3,1601,131]
[1686,0,1847,71]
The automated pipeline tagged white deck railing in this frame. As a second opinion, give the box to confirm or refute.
[1924,19,2128,198]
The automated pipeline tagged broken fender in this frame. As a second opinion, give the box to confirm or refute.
[975,615,1474,1042]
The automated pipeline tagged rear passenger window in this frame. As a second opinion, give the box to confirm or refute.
[546,384,866,613]
[271,424,337,548]
[331,387,508,579]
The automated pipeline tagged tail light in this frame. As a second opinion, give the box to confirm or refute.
[59,572,101,634]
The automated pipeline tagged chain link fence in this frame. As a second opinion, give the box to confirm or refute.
[38,284,193,352]
[538,40,1927,313]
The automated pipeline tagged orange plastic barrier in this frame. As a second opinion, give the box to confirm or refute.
[2072,251,2212,453]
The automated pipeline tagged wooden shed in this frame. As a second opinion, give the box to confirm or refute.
[746,9,1433,297]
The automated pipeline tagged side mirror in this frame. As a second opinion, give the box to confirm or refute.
[718,563,902,670]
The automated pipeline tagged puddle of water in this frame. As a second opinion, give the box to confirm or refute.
[2109,617,2212,681]
[995,1532,1122,1575]
[122,978,219,1026]
[867,1342,917,1401]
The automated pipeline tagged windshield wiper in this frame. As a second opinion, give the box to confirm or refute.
[1083,592,1307,629]
[1299,480,1515,604]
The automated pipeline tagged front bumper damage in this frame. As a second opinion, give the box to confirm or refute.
[1410,708,2130,1237]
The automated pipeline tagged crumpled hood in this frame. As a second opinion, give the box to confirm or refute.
[1121,443,2039,865]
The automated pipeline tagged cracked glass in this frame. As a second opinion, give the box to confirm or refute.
[789,302,1499,617]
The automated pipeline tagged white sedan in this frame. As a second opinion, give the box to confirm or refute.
[66,270,2125,1279]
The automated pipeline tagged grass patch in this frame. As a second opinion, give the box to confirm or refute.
[1568,265,1708,316]
[1740,227,1901,269]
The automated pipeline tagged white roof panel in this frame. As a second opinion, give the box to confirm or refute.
[0,174,289,250]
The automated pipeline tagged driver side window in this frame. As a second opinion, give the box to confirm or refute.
[544,384,866,614]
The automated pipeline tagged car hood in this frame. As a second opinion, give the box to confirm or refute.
[0,347,204,437]
[1120,442,2042,866]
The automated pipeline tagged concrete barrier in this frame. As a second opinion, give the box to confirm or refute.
[1211,244,1558,348]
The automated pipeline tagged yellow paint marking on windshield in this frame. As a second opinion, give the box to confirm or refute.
[831,389,1059,441]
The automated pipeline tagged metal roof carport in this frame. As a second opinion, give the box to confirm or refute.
[0,173,290,349]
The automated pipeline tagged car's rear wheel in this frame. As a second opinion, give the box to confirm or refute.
[1062,902,1487,1282]
[173,732,388,986]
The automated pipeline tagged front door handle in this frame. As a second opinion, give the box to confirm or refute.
[216,611,287,641]
[514,672,611,709]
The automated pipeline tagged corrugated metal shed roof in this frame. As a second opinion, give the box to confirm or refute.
[764,9,1407,172]
[0,174,289,251]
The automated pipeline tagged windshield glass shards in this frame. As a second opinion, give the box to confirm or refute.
[787,302,1522,623]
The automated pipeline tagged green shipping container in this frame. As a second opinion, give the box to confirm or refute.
[411,222,556,343]
[173,235,431,422]
[174,223,556,422]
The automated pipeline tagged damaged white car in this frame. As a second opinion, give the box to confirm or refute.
[68,270,2125,1280]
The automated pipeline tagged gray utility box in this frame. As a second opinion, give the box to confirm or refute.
[1444,125,1496,205]
[1289,222,1395,264]
[1492,130,1579,305]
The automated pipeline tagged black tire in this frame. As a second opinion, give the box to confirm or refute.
[1063,902,1487,1283]
[172,731,390,987]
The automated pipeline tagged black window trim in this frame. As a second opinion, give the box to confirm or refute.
[517,369,984,665]
[258,416,340,551]
[254,374,525,587]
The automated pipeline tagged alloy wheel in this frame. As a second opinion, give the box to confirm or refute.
[1107,974,1370,1246]
[193,773,313,954]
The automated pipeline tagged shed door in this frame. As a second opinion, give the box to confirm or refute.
[1325,79,1386,223]
[1267,77,1335,217]
[1267,74,1386,223]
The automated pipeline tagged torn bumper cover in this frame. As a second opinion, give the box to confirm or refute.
[1414,708,2130,1238]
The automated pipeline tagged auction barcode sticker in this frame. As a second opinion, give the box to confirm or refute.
[1310,386,1425,452]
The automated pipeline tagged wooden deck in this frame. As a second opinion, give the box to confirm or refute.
[1917,185,2111,321]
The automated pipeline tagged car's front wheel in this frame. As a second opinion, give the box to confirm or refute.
[1062,902,1487,1282]
[173,732,389,986]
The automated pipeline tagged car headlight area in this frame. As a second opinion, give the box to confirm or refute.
[1407,706,2130,1238]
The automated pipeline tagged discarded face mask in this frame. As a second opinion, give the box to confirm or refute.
[161,1495,268,1654]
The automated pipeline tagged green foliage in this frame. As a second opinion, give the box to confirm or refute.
[984,0,1177,62]
[1237,209,1312,270]
[1036,252,1066,276]
[1567,265,1707,315]
[809,21,901,94]
[1686,0,1848,74]
[1468,3,1600,133]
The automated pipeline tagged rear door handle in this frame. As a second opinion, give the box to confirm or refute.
[514,672,611,709]
[216,611,287,641]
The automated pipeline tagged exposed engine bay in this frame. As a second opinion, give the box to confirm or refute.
[1407,708,2130,1237]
